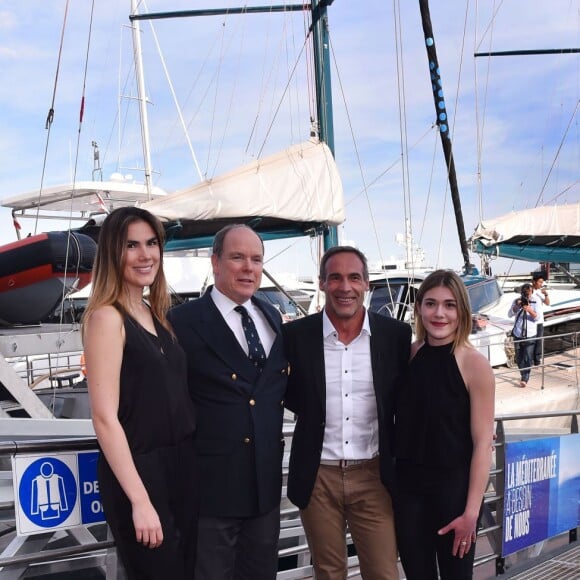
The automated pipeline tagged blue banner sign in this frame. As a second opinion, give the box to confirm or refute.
[12,450,104,536]
[502,434,580,556]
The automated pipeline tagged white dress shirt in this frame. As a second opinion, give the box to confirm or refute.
[320,309,379,461]
[210,287,276,356]
[532,288,547,324]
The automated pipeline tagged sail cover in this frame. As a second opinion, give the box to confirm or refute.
[470,204,580,263]
[2,181,167,216]
[141,139,345,248]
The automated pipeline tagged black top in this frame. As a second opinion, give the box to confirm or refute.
[118,313,196,455]
[395,340,472,468]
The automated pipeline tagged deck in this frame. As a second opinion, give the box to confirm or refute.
[0,326,578,577]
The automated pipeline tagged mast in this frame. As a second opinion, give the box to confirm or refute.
[129,0,154,199]
[418,0,473,273]
[129,2,339,248]
[310,0,338,250]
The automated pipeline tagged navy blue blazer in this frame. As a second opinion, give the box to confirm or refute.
[283,310,411,509]
[169,290,288,518]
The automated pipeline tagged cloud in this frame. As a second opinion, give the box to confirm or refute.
[0,0,577,275]
[0,10,16,30]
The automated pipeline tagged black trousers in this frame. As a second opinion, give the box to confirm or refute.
[194,504,280,580]
[99,437,199,580]
[395,462,477,580]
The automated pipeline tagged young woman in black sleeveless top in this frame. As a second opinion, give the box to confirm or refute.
[83,207,197,579]
[394,270,495,580]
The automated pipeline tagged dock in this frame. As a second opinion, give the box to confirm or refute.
[0,326,578,578]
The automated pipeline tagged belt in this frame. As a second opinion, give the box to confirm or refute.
[319,457,376,468]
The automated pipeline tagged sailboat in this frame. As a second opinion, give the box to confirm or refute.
[0,3,577,578]
[470,203,580,276]
[0,1,345,426]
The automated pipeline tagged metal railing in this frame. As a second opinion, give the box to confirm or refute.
[0,329,579,577]
[479,409,580,575]
[3,413,579,579]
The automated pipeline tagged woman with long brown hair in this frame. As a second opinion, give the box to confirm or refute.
[83,207,197,579]
[395,269,495,579]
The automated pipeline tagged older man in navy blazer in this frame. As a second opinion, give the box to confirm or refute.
[169,224,288,580]
[284,246,411,580]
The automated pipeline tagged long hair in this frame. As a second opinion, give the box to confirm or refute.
[82,207,171,333]
[414,269,472,352]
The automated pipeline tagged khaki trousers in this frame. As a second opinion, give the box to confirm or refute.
[299,457,399,580]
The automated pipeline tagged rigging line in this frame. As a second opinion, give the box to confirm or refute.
[474,0,497,222]
[543,178,580,205]
[168,28,221,155]
[95,25,133,178]
[303,4,316,128]
[245,7,278,156]
[473,0,505,54]
[142,0,204,181]
[245,6,304,160]
[257,34,310,158]
[533,98,580,207]
[473,0,482,218]
[211,13,248,178]
[204,7,250,176]
[286,9,306,145]
[417,126,439,255]
[62,0,97,272]
[393,0,418,278]
[424,2,469,270]
[54,0,97,355]
[449,2,470,157]
[393,0,411,247]
[263,13,301,152]
[344,124,437,205]
[327,31,390,279]
[206,11,231,177]
[34,0,71,235]
[187,39,228,151]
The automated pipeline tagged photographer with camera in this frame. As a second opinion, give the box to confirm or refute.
[509,283,538,387]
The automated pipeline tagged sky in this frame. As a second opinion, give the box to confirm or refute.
[0,0,578,282]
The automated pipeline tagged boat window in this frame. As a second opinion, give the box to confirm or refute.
[368,284,405,318]
[467,280,502,312]
[255,289,299,320]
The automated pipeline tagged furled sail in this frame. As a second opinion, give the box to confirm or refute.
[470,203,580,262]
[141,139,345,249]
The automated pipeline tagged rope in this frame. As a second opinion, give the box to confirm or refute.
[533,99,580,207]
[34,0,71,235]
[141,0,204,181]
[256,35,310,159]
[392,0,415,274]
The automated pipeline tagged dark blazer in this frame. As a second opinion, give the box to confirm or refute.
[283,310,411,509]
[169,290,288,518]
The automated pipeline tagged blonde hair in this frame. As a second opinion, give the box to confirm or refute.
[82,207,171,335]
[414,269,472,352]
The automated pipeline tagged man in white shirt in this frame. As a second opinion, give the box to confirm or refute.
[531,273,550,366]
[284,246,411,580]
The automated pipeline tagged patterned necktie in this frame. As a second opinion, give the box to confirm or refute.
[235,305,267,371]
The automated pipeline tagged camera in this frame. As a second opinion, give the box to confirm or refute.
[520,292,529,307]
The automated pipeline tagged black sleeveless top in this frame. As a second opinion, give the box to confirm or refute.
[395,340,472,468]
[117,313,196,455]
